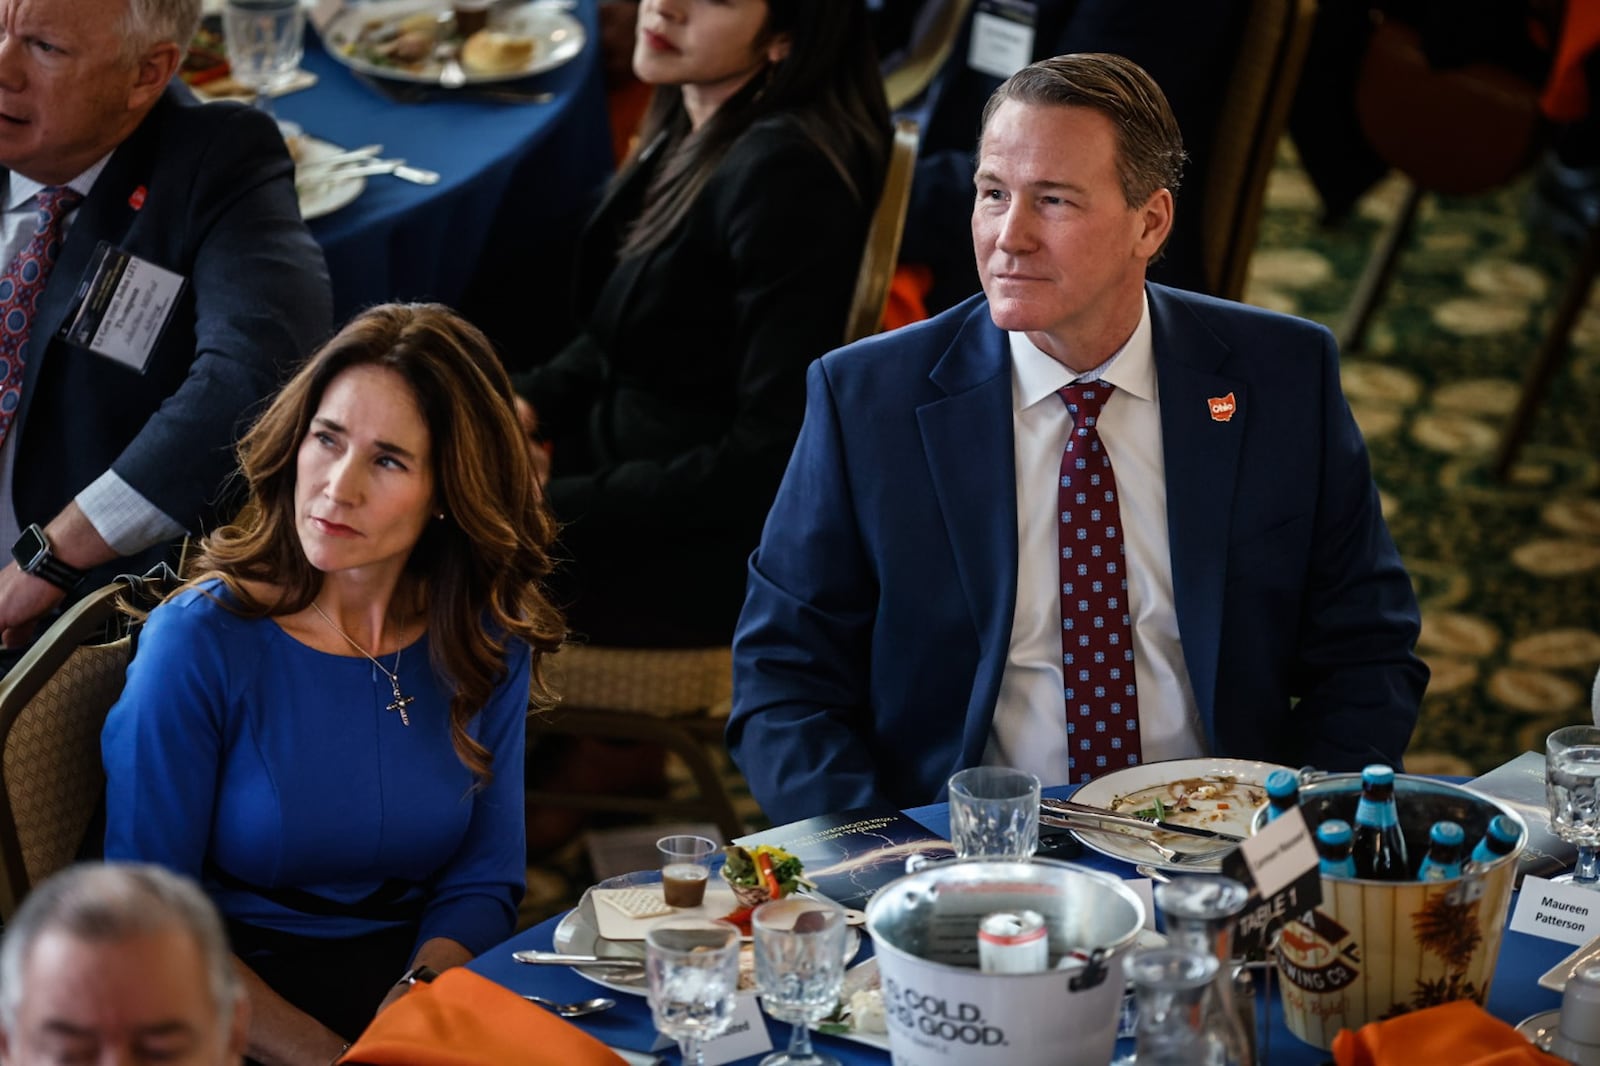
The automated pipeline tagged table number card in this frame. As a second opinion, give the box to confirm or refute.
[1511,876,1600,946]
[1221,807,1323,956]
[650,992,772,1066]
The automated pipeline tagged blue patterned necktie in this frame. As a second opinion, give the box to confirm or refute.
[0,185,82,450]
[1058,381,1141,783]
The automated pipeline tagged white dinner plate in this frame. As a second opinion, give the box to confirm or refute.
[294,135,365,220]
[322,0,585,85]
[1065,757,1290,872]
[552,871,861,998]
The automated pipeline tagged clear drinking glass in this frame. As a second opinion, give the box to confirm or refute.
[645,917,742,1066]
[1111,947,1227,1065]
[948,766,1040,860]
[222,0,305,117]
[657,834,718,908]
[1546,725,1600,887]
[752,898,849,1066]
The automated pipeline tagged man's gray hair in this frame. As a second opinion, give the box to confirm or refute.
[0,863,241,1033]
[120,0,203,57]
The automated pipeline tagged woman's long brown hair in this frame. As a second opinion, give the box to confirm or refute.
[177,303,564,782]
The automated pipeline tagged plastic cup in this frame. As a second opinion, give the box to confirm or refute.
[658,835,717,908]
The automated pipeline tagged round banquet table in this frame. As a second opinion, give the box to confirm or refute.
[471,786,1575,1065]
[272,0,612,329]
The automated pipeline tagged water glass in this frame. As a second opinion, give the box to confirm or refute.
[1547,725,1600,887]
[753,898,848,1066]
[645,917,742,1066]
[657,834,718,908]
[222,0,305,116]
[948,766,1040,860]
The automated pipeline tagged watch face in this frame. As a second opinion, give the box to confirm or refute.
[11,526,47,570]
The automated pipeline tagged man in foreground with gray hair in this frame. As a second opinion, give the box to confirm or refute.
[0,863,248,1065]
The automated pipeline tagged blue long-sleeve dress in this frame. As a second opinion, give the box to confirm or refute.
[102,582,529,1033]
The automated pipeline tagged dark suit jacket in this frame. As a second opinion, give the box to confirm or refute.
[8,84,331,590]
[515,114,882,645]
[727,286,1427,824]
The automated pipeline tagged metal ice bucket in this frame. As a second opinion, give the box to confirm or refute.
[864,858,1145,1066]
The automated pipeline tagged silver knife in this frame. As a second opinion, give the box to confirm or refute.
[296,160,442,186]
[513,949,644,967]
[295,144,384,173]
[1041,797,1246,842]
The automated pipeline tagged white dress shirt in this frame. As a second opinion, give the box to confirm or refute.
[0,162,185,558]
[984,294,1206,785]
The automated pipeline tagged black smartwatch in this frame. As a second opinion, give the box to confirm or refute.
[396,964,439,987]
[11,524,85,591]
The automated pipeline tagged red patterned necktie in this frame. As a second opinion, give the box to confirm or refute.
[1058,381,1141,783]
[0,185,83,450]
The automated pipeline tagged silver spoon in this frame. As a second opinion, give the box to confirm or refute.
[523,993,616,1018]
[1135,863,1173,884]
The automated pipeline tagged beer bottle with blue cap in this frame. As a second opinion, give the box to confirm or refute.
[1264,769,1300,822]
[1352,764,1409,880]
[1416,821,1465,881]
[1315,819,1357,878]
[1470,814,1520,865]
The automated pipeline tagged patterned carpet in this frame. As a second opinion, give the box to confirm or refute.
[521,144,1600,924]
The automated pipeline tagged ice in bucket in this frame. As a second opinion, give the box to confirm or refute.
[1258,773,1526,1049]
[865,858,1145,1066]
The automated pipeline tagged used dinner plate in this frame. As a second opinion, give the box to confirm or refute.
[553,871,861,998]
[322,0,585,85]
[294,136,365,221]
[1065,757,1289,873]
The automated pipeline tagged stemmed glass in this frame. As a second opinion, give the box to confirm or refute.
[222,0,305,119]
[1546,725,1600,886]
[753,898,848,1066]
[645,917,742,1066]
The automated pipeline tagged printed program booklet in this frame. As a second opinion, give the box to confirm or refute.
[1465,750,1575,885]
[734,807,955,911]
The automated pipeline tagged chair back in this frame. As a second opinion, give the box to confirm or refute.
[1199,0,1317,300]
[0,571,173,920]
[844,119,922,344]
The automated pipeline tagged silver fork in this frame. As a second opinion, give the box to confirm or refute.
[1040,812,1236,866]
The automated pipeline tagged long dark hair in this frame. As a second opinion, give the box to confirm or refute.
[618,0,890,259]
[181,304,565,782]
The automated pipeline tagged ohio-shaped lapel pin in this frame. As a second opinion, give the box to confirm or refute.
[1207,392,1237,422]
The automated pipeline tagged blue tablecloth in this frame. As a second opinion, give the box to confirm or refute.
[472,788,1573,1065]
[274,2,612,326]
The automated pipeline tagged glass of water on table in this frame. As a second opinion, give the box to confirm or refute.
[1546,725,1600,886]
[753,897,849,1066]
[646,917,742,1066]
[222,0,304,118]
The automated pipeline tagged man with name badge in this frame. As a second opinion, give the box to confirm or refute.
[0,0,331,653]
[728,53,1427,824]
[0,863,249,1065]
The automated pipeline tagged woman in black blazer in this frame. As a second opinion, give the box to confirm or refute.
[514,0,890,647]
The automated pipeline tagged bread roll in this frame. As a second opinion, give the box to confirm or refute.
[460,30,535,75]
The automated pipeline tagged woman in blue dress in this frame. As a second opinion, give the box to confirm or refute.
[103,303,564,1063]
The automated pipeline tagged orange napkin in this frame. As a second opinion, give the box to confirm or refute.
[1332,1000,1567,1066]
[340,968,627,1066]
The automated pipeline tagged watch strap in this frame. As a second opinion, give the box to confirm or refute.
[12,525,84,591]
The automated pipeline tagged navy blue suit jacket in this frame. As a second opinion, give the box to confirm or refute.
[727,285,1427,824]
[6,85,331,591]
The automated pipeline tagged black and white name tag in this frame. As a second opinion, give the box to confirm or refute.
[1222,806,1323,957]
[969,0,1037,80]
[59,242,184,372]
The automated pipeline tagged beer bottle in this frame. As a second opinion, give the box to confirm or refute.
[1352,764,1409,880]
[1470,814,1520,864]
[1315,819,1357,878]
[1416,820,1465,881]
[1264,769,1300,822]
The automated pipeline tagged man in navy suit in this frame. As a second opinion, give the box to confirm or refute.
[0,0,330,649]
[728,53,1426,825]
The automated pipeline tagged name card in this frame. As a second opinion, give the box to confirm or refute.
[1123,876,1156,930]
[1511,876,1600,946]
[1222,807,1322,957]
[652,992,772,1066]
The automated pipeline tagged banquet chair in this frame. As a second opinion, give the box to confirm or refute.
[842,119,922,344]
[1197,0,1317,301]
[0,567,176,921]
[526,644,743,842]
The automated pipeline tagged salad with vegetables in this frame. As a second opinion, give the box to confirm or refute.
[720,845,812,929]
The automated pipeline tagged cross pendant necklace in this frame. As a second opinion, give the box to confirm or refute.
[310,601,413,726]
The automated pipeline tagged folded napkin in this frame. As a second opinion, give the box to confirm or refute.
[1332,1000,1566,1066]
[341,968,627,1066]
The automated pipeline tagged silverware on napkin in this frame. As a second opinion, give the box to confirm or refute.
[1041,796,1246,842]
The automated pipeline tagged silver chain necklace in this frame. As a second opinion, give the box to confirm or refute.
[309,601,415,725]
